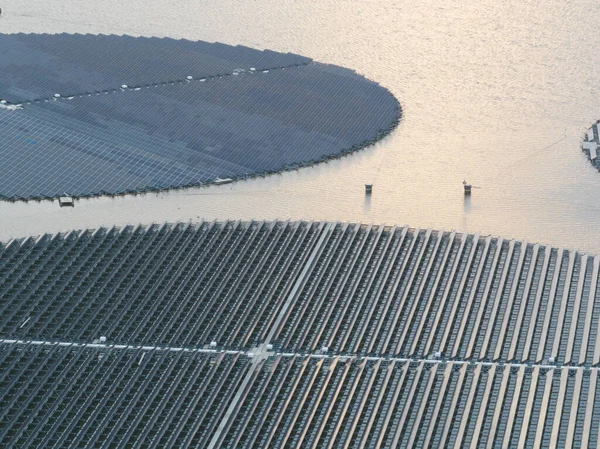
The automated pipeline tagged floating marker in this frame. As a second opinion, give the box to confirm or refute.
[186,75,193,80]
[121,84,128,89]
[53,93,61,98]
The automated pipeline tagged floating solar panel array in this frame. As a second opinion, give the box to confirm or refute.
[583,121,600,169]
[3,220,600,447]
[0,33,400,200]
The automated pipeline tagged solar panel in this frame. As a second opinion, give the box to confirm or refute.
[0,33,311,103]
[0,34,400,199]
[1,221,600,447]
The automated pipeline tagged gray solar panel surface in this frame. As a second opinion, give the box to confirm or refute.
[0,34,400,200]
[2,220,600,448]
[0,33,311,103]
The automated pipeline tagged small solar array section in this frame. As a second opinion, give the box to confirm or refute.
[5,221,600,446]
[583,121,600,169]
[0,33,400,200]
[0,33,310,103]
[272,226,600,365]
[0,221,322,349]
[0,345,251,448]
[221,359,599,449]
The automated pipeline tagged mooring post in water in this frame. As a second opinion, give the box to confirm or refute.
[463,180,472,195]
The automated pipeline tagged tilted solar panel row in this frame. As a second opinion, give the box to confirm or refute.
[3,221,600,366]
[0,344,250,449]
[206,357,600,449]
[0,221,325,349]
[4,221,600,447]
[0,222,600,366]
[12,347,599,448]
[264,224,600,365]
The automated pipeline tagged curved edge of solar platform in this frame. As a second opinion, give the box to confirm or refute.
[0,79,402,204]
[1,102,401,203]
[72,93,401,201]
[0,32,402,202]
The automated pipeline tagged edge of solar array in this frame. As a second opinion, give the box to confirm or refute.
[0,33,403,203]
[0,95,401,204]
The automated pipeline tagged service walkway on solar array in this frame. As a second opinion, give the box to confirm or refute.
[3,221,600,447]
[0,33,400,200]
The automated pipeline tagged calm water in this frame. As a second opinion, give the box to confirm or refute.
[1,0,600,253]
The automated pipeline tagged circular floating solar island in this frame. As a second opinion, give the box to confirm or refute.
[0,33,401,201]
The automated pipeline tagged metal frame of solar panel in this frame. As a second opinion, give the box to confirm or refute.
[0,33,401,200]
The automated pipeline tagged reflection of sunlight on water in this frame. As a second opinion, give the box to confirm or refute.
[3,0,600,253]
[462,193,471,234]
[363,190,372,215]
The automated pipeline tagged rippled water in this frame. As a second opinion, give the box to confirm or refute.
[1,0,600,252]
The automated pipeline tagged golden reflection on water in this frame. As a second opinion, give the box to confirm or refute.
[1,0,600,252]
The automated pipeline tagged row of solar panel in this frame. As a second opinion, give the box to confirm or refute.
[273,224,600,366]
[2,343,599,448]
[0,221,320,349]
[1,221,600,367]
[0,33,311,103]
[0,346,250,449]
[217,358,599,449]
